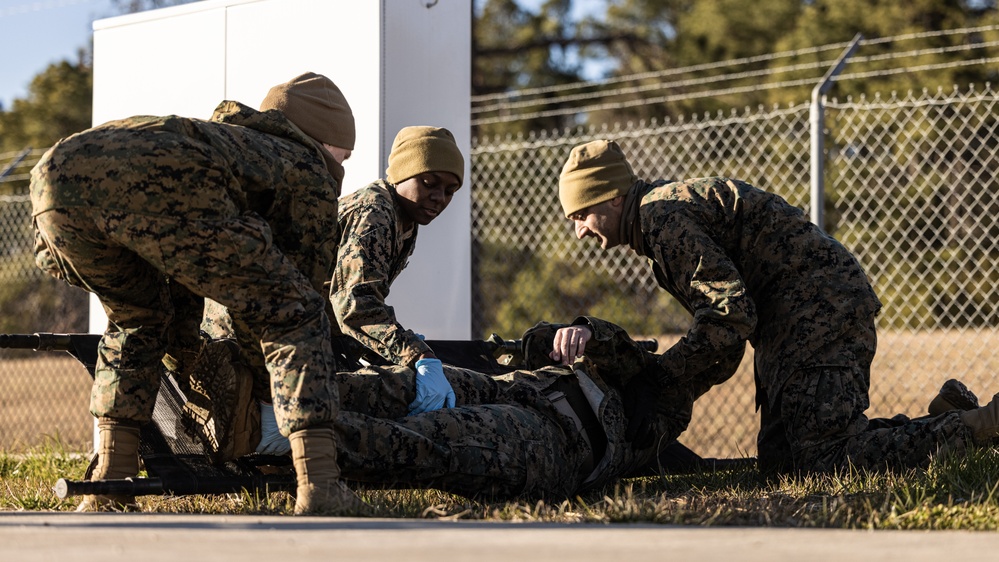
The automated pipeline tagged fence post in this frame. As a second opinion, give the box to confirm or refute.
[810,34,863,231]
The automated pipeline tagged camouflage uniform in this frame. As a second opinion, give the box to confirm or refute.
[634,177,973,472]
[203,180,432,392]
[329,181,432,366]
[30,101,343,435]
[330,317,658,499]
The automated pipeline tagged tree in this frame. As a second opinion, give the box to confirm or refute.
[473,0,998,131]
[0,60,92,154]
[473,0,593,134]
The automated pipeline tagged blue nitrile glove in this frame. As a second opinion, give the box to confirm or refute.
[408,358,456,415]
[255,401,291,455]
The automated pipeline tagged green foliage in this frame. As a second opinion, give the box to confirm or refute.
[0,201,88,337]
[474,0,590,134]
[0,437,89,511]
[474,0,999,132]
[474,239,689,339]
[0,273,89,335]
[0,61,92,154]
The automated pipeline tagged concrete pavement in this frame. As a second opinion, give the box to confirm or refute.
[3,512,997,562]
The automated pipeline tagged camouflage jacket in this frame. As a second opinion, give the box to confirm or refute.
[518,316,659,490]
[329,181,432,366]
[31,100,343,296]
[636,177,882,406]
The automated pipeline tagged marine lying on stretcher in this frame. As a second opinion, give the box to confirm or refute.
[187,315,743,503]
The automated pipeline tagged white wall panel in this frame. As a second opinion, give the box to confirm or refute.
[92,6,227,124]
[382,1,471,339]
[224,0,383,189]
[90,0,471,340]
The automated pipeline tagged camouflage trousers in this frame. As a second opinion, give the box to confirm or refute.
[332,364,587,500]
[757,316,973,473]
[33,207,339,434]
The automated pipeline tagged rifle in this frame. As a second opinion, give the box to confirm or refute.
[0,332,101,372]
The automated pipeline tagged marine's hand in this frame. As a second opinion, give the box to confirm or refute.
[408,358,456,415]
[550,325,593,366]
[255,401,291,455]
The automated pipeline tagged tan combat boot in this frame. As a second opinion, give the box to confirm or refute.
[928,379,979,416]
[959,393,999,445]
[76,418,141,512]
[289,425,372,516]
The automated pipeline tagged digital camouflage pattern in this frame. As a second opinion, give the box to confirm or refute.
[329,181,432,366]
[632,177,974,471]
[755,314,973,471]
[31,101,343,435]
[521,315,725,460]
[328,317,665,498]
[203,180,432,387]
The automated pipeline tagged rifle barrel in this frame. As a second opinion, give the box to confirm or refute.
[54,477,165,499]
[53,475,296,499]
[0,333,78,351]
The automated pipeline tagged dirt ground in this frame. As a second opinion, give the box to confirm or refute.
[2,329,997,456]
[0,355,93,451]
[676,329,999,458]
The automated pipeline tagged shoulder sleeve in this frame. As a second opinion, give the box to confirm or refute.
[650,209,756,385]
[330,194,429,366]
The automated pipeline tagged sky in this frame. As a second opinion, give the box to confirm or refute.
[0,0,124,110]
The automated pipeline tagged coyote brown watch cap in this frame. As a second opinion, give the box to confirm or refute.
[558,139,637,217]
[260,72,355,150]
[385,126,464,186]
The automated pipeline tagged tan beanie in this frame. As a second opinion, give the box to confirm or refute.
[260,72,355,150]
[385,126,464,186]
[558,140,638,217]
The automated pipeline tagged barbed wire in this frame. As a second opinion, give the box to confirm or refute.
[471,23,999,106]
[472,75,823,126]
[475,50,996,119]
[470,41,848,105]
[838,56,999,85]
[472,25,999,124]
[827,82,997,109]
[471,58,832,116]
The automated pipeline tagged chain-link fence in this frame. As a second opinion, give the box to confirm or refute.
[2,85,997,457]
[471,84,999,458]
[0,148,91,451]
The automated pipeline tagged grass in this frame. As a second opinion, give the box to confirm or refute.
[3,437,999,529]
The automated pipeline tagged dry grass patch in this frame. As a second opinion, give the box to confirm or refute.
[3,439,999,529]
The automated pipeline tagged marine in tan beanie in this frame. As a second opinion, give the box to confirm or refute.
[261,72,355,154]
